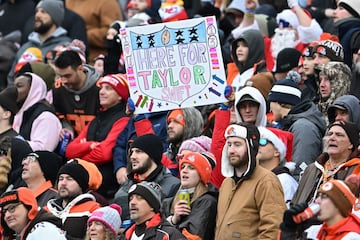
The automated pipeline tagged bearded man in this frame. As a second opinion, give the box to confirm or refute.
[7,0,71,84]
[112,134,180,221]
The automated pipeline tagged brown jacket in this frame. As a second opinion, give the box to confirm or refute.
[215,166,286,240]
[292,157,360,205]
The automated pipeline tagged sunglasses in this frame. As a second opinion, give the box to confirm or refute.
[259,138,272,146]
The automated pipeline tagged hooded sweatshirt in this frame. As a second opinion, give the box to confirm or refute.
[13,73,62,151]
[327,95,360,130]
[316,62,351,125]
[281,100,326,179]
[52,64,101,135]
[227,29,268,90]
[165,107,204,163]
[234,86,267,127]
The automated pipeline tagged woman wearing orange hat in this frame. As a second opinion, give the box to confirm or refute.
[162,152,218,240]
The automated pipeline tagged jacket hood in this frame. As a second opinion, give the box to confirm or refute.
[13,72,47,131]
[234,86,267,127]
[64,65,100,94]
[167,107,204,143]
[231,29,264,74]
[327,95,360,129]
[283,100,326,135]
[221,123,259,179]
[28,27,68,44]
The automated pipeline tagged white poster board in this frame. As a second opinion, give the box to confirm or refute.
[120,16,227,114]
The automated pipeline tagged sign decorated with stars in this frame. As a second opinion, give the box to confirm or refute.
[120,16,227,114]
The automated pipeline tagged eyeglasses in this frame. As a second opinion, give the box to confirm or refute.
[259,138,272,146]
[22,155,39,164]
[2,203,22,215]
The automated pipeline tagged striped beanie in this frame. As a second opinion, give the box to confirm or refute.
[268,78,302,106]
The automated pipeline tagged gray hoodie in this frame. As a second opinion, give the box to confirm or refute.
[327,95,360,129]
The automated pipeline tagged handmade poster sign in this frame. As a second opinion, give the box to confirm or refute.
[120,16,227,114]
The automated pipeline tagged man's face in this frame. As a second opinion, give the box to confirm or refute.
[129,148,153,174]
[333,5,353,23]
[235,40,249,63]
[313,53,330,66]
[315,193,340,223]
[129,194,154,224]
[57,174,83,201]
[3,203,29,233]
[319,73,331,98]
[256,139,278,165]
[334,108,349,123]
[55,65,83,90]
[34,8,54,34]
[14,75,31,103]
[238,101,259,124]
[270,102,283,122]
[167,120,184,144]
[326,125,353,156]
[21,155,43,183]
[226,136,248,169]
[99,83,120,110]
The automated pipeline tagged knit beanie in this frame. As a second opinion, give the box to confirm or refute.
[338,0,360,18]
[167,109,185,126]
[75,159,103,191]
[131,134,163,164]
[268,78,302,106]
[26,151,63,185]
[88,204,122,236]
[14,47,42,74]
[327,121,359,151]
[178,136,212,154]
[179,152,215,184]
[319,174,359,217]
[312,40,344,62]
[36,0,65,27]
[128,181,162,212]
[247,72,274,98]
[0,187,38,221]
[274,48,301,73]
[98,74,130,102]
[0,87,18,115]
[57,160,89,193]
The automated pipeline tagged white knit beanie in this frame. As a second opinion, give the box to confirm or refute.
[338,0,360,18]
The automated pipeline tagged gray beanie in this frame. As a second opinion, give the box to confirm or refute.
[36,0,64,27]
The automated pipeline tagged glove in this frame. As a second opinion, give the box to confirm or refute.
[280,202,308,232]
[126,98,135,115]
[224,85,235,101]
[287,0,299,8]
